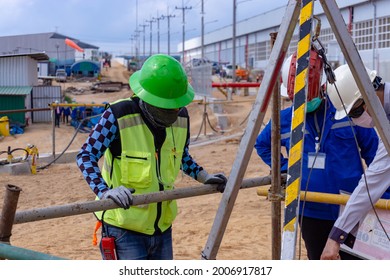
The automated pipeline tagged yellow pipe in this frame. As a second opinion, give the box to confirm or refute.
[257,186,390,210]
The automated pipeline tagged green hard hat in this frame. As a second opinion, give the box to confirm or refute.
[129,54,194,109]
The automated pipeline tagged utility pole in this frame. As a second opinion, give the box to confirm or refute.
[145,17,156,56]
[201,0,205,60]
[130,35,136,57]
[200,1,218,61]
[139,23,148,58]
[135,0,139,62]
[161,8,175,55]
[134,29,141,62]
[175,4,192,63]
[232,0,237,85]
[154,13,165,54]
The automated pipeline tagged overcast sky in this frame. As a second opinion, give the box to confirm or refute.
[0,0,288,56]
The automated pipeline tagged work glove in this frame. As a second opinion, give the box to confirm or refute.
[197,170,228,193]
[101,186,135,209]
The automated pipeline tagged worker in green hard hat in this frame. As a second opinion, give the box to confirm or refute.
[76,54,227,260]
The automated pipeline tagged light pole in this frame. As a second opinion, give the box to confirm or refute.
[55,43,59,61]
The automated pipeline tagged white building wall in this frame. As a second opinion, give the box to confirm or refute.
[0,56,38,86]
[182,0,390,82]
[75,48,96,61]
[38,62,49,77]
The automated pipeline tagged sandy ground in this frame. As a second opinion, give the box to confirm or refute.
[0,60,304,260]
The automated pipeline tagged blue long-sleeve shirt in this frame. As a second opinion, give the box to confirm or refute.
[255,101,379,220]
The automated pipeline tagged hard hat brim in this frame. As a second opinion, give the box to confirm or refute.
[129,71,195,109]
[280,84,289,97]
[334,100,356,120]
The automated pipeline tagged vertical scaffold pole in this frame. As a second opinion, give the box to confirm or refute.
[201,0,301,260]
[281,0,314,260]
[270,31,282,260]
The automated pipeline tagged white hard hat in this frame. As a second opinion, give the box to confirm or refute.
[280,54,293,98]
[280,84,289,98]
[327,64,377,120]
[280,53,327,100]
[281,54,293,91]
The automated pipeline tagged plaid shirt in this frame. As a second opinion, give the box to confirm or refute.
[76,107,203,197]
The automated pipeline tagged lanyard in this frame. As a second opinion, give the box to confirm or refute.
[314,112,321,153]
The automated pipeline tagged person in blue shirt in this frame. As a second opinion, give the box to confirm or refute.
[255,50,379,260]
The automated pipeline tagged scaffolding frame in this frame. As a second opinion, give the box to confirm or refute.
[201,0,390,260]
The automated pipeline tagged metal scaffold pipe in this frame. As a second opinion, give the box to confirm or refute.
[11,175,279,225]
[257,186,390,210]
[0,243,66,260]
[0,184,22,244]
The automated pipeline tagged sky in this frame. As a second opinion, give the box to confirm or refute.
[0,0,288,56]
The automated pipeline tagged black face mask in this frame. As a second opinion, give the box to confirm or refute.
[141,100,180,127]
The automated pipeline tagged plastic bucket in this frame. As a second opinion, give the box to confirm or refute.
[0,116,10,137]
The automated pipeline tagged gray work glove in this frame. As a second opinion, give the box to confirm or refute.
[197,170,228,193]
[101,186,135,209]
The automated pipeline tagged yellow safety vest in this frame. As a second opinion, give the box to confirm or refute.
[96,99,188,235]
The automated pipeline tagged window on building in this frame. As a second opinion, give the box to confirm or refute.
[377,16,390,48]
[353,20,373,50]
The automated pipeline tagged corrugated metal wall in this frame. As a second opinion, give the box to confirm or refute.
[0,33,75,62]
[0,95,26,125]
[0,33,80,76]
[0,56,37,86]
[31,86,61,123]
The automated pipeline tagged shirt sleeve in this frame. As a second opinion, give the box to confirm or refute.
[355,125,379,166]
[76,108,118,198]
[181,138,204,180]
[330,139,390,246]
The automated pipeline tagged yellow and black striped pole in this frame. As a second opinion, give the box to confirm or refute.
[281,0,314,260]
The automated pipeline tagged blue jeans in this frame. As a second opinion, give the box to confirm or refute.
[100,224,173,260]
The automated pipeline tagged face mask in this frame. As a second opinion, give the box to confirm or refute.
[306,97,322,113]
[144,102,180,127]
[351,110,374,128]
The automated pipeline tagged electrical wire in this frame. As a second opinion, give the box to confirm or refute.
[37,114,102,170]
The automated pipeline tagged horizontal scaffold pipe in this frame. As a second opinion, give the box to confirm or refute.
[256,186,390,210]
[0,242,66,260]
[50,103,106,107]
[0,107,51,114]
[12,176,278,225]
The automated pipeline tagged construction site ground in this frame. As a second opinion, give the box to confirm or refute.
[0,60,307,260]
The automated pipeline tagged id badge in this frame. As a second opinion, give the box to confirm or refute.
[308,152,326,169]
